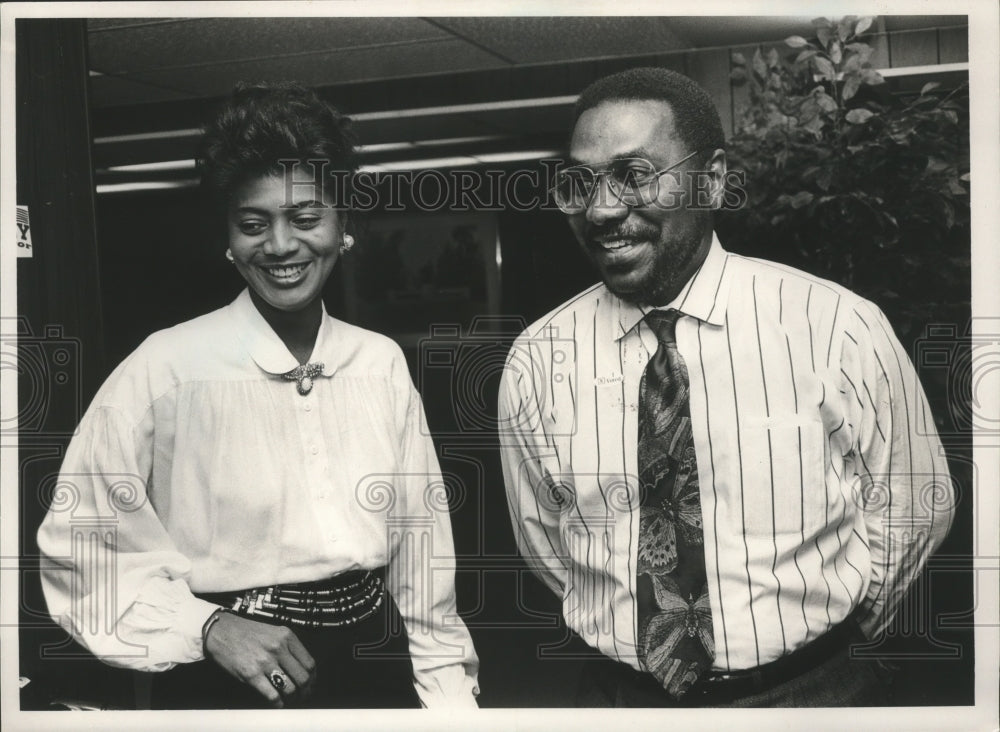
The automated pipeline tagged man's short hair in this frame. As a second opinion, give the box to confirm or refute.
[574,67,726,154]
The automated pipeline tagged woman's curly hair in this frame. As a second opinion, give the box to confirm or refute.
[197,81,357,208]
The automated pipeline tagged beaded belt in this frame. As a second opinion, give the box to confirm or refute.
[199,570,385,629]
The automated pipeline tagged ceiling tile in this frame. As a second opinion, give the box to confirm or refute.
[118,38,507,100]
[88,74,196,107]
[430,17,689,64]
[666,16,815,47]
[87,18,188,32]
[355,104,575,146]
[88,17,448,74]
[882,15,968,31]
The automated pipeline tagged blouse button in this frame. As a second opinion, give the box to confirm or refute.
[304,403,312,412]
[311,445,319,455]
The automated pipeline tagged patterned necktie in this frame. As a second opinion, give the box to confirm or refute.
[636,309,714,699]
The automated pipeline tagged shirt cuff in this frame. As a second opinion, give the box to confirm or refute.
[416,674,480,708]
[178,596,228,662]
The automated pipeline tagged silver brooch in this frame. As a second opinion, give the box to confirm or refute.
[282,362,325,396]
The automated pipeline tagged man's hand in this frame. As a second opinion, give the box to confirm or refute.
[203,612,316,707]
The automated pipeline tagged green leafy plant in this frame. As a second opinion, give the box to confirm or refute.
[718,15,970,349]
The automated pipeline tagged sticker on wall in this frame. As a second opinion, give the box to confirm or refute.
[16,205,33,258]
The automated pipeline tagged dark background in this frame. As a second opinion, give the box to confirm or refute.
[14,15,974,710]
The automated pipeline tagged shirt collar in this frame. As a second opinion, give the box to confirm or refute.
[612,232,731,341]
[228,288,337,376]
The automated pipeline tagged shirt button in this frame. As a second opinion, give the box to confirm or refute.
[311,445,319,455]
[304,403,312,412]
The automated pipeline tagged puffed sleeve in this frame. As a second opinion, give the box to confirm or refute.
[840,302,955,638]
[497,336,569,599]
[384,352,480,708]
[37,396,220,671]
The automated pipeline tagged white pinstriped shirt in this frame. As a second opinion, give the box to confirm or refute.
[498,234,954,672]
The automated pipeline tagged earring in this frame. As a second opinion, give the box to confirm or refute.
[340,234,355,254]
[225,249,235,263]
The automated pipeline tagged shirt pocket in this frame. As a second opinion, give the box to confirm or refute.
[737,417,829,538]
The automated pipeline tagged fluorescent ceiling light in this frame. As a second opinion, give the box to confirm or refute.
[94,128,202,145]
[96,150,561,190]
[826,62,970,83]
[876,62,969,78]
[475,150,563,164]
[358,135,507,153]
[98,137,516,171]
[359,150,562,173]
[105,159,197,173]
[93,96,579,146]
[352,95,578,122]
[96,180,198,194]
[96,149,562,182]
[360,157,480,172]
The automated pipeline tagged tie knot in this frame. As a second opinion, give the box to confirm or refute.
[644,309,681,344]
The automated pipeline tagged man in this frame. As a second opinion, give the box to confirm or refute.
[497,67,953,707]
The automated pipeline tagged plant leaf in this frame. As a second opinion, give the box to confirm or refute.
[846,108,875,124]
[803,115,825,136]
[816,92,839,112]
[812,17,832,28]
[790,191,815,209]
[752,49,768,80]
[731,52,747,66]
[796,49,820,63]
[830,40,843,64]
[730,67,748,82]
[837,16,857,42]
[785,35,811,48]
[799,97,820,122]
[861,68,885,85]
[766,47,781,68]
[817,167,834,191]
[842,75,862,101]
[926,156,951,173]
[846,42,875,64]
[943,178,964,195]
[921,81,941,96]
[817,26,833,48]
[855,16,875,36]
[813,56,836,81]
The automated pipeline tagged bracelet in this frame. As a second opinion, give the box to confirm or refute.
[201,607,229,648]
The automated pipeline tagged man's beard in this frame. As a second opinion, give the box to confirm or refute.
[602,219,709,307]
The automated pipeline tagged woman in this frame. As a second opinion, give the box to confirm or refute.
[36,82,479,709]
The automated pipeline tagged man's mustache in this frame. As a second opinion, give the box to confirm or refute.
[586,224,659,243]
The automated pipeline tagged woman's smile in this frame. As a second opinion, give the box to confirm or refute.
[258,260,312,286]
[228,174,343,315]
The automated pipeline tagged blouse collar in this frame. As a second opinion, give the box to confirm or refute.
[227,289,337,377]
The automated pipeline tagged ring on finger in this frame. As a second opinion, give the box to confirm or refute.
[268,668,290,692]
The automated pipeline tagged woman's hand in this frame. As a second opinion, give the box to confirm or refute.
[203,612,316,707]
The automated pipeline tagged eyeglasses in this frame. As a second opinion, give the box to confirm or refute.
[550,150,700,214]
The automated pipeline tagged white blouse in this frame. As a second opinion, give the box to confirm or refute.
[37,289,480,707]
